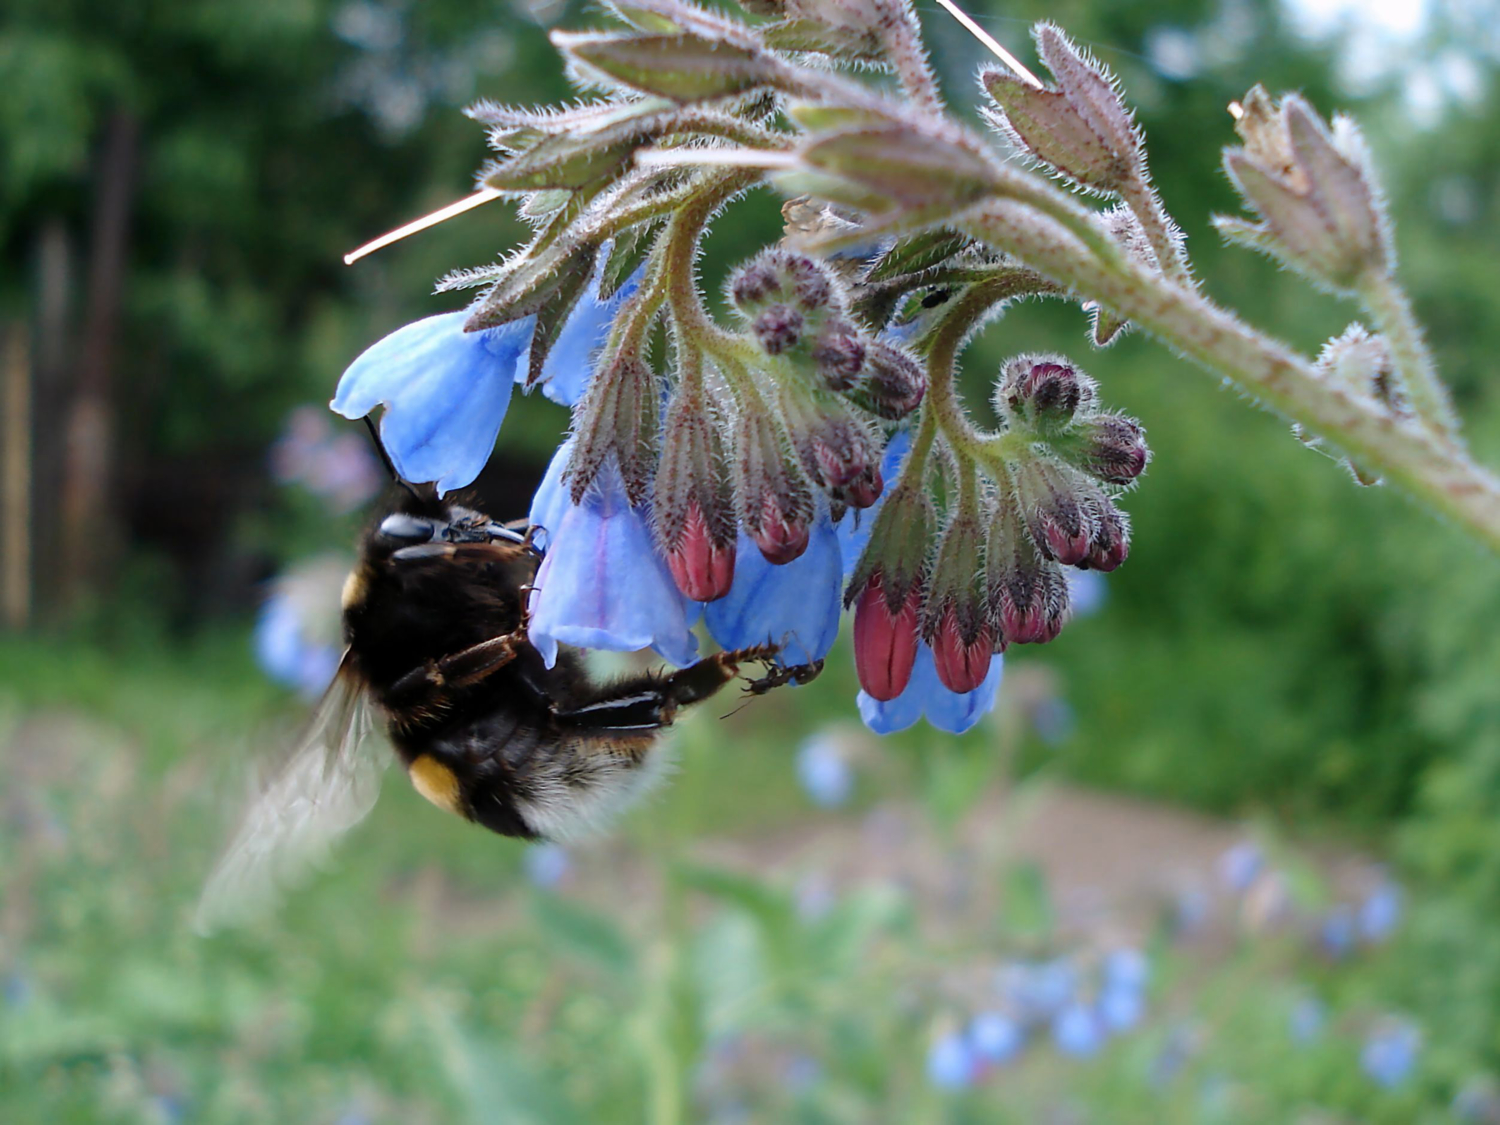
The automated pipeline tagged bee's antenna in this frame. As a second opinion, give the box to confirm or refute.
[361,415,423,502]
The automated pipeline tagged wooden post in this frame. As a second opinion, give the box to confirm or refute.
[2,324,31,630]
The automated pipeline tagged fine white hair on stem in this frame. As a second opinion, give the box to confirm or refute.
[344,187,504,265]
[931,0,1045,89]
[634,149,799,171]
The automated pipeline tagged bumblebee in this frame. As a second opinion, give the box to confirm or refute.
[197,484,807,931]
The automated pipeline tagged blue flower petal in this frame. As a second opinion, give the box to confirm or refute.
[528,464,698,668]
[704,520,842,667]
[528,438,574,551]
[856,659,929,734]
[331,311,533,494]
[924,649,1004,735]
[253,596,305,686]
[523,262,645,407]
[856,643,1003,735]
[837,430,912,582]
[253,593,340,700]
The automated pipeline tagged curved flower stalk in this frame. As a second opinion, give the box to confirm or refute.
[334,0,1500,735]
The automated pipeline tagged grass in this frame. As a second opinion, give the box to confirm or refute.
[0,629,1485,1123]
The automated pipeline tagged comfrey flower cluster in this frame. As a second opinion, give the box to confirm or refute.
[927,947,1152,1090]
[330,0,1494,732]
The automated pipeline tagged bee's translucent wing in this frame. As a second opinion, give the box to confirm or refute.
[194,654,389,933]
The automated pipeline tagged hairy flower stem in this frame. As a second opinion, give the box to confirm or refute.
[1358,269,1459,441]
[965,202,1500,554]
[879,7,946,116]
[1118,175,1193,290]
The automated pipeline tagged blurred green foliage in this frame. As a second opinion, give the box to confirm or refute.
[3,0,1500,1119]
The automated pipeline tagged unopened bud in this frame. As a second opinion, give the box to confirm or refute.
[1316,323,1407,417]
[734,410,814,564]
[987,500,1070,645]
[785,399,884,509]
[852,571,921,701]
[1015,459,1097,567]
[980,23,1142,195]
[847,342,926,419]
[667,500,736,601]
[567,352,659,504]
[730,250,837,317]
[1070,414,1149,485]
[655,397,737,601]
[1082,500,1130,572]
[751,304,805,355]
[923,512,994,693]
[811,319,867,390]
[997,354,1095,433]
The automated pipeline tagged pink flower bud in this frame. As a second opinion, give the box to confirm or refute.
[730,250,836,315]
[1017,455,1122,567]
[1083,503,1130,572]
[988,502,1071,646]
[751,304,805,355]
[836,462,883,510]
[1076,415,1149,484]
[848,342,926,420]
[734,410,815,565]
[811,320,867,390]
[996,353,1095,433]
[751,492,811,564]
[930,606,994,694]
[665,499,736,602]
[655,396,737,599]
[853,572,921,701]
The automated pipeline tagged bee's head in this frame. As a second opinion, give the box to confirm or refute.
[370,499,529,557]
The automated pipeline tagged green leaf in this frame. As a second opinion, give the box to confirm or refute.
[527,888,636,980]
[555,31,776,103]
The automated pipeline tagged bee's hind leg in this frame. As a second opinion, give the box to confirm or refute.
[551,646,782,731]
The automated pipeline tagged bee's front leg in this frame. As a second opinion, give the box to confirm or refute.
[551,647,782,731]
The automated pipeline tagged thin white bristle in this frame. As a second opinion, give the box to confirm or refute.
[634,148,799,170]
[343,187,504,265]
[932,0,1044,89]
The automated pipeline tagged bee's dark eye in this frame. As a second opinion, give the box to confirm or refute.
[378,514,435,543]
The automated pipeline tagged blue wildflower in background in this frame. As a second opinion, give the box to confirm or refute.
[1319,905,1357,960]
[999,959,1076,1023]
[1052,1002,1105,1057]
[926,1031,977,1090]
[252,556,348,699]
[795,733,854,808]
[1217,841,1263,893]
[1067,569,1108,617]
[1289,997,1326,1044]
[522,842,571,888]
[1362,1020,1421,1088]
[1099,984,1145,1033]
[1359,880,1403,943]
[968,1011,1024,1066]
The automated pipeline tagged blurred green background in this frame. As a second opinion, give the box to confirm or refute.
[2,0,1499,1120]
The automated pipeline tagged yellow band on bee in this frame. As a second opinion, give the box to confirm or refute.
[408,754,463,816]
